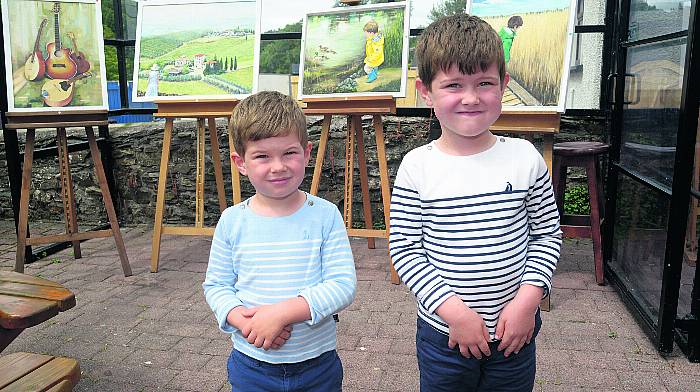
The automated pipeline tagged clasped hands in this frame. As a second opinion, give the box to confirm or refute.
[227,304,293,350]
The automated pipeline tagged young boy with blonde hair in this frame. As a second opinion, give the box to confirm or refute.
[203,91,357,391]
[390,14,561,391]
[363,19,384,83]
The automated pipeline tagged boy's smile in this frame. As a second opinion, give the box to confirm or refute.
[232,133,312,213]
[416,64,509,154]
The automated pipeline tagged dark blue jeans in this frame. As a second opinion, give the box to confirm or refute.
[416,310,541,392]
[227,349,343,392]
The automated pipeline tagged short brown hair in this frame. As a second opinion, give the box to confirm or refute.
[415,14,505,90]
[363,20,379,33]
[229,91,307,155]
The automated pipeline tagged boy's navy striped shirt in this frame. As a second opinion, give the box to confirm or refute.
[389,137,561,338]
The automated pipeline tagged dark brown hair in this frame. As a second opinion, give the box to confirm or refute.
[415,14,505,90]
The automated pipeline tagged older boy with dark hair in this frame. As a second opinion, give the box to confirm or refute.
[204,91,357,391]
[390,14,561,392]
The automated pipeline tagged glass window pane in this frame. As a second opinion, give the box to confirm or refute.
[261,0,335,33]
[610,175,670,321]
[411,0,466,29]
[105,45,118,81]
[123,0,138,40]
[628,0,691,41]
[565,32,603,109]
[619,37,686,190]
[260,39,301,74]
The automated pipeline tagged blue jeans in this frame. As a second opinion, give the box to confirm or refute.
[227,349,343,392]
[416,310,541,392]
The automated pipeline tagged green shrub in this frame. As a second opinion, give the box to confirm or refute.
[563,184,590,215]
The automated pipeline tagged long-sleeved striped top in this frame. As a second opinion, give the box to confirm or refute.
[389,137,561,338]
[203,194,357,364]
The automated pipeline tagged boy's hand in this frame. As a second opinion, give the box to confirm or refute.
[227,306,293,350]
[436,295,491,359]
[241,304,290,350]
[495,285,543,357]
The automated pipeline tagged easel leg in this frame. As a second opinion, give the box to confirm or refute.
[57,128,81,259]
[151,119,174,273]
[543,134,554,175]
[195,119,206,228]
[344,116,355,231]
[373,116,400,285]
[354,116,375,249]
[208,117,227,213]
[86,127,132,277]
[15,129,36,273]
[227,126,241,204]
[311,115,331,195]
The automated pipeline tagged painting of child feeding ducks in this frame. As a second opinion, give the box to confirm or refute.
[2,0,108,111]
[132,0,260,102]
[468,0,577,111]
[298,2,409,98]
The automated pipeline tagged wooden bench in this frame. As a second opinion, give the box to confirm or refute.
[0,352,80,391]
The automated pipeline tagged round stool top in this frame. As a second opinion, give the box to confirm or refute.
[553,141,609,157]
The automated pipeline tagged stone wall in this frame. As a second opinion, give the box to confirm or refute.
[0,114,606,227]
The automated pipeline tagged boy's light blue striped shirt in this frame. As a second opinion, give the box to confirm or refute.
[203,194,356,364]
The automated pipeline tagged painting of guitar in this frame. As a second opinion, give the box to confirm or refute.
[45,2,77,80]
[23,18,48,81]
[67,32,90,74]
[41,72,92,107]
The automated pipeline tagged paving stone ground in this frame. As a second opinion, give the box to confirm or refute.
[1,220,698,391]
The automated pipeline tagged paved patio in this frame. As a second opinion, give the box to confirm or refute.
[0,219,698,391]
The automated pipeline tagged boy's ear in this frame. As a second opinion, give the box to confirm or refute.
[415,78,433,107]
[231,151,247,176]
[501,72,511,93]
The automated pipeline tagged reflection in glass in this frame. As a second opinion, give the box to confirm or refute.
[412,0,466,29]
[619,38,686,189]
[261,0,335,33]
[566,32,603,109]
[610,175,670,320]
[628,0,691,42]
[123,0,138,40]
[260,39,301,74]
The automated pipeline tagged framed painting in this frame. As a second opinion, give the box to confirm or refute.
[1,0,108,112]
[132,0,260,102]
[298,2,410,99]
[468,0,577,112]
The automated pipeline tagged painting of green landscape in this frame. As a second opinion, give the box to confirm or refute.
[299,2,409,98]
[132,0,259,102]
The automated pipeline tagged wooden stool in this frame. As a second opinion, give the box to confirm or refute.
[552,141,609,285]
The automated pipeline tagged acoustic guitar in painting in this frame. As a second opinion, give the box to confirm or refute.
[41,72,91,107]
[24,18,48,81]
[45,3,77,80]
[67,32,90,74]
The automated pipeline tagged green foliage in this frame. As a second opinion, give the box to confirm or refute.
[563,184,590,215]
[429,0,467,22]
[380,11,404,68]
[260,21,302,74]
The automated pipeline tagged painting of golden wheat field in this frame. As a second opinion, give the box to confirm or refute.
[298,2,409,98]
[468,0,576,111]
[132,0,260,102]
[2,0,108,112]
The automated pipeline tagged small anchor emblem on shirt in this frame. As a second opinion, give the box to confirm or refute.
[505,182,512,192]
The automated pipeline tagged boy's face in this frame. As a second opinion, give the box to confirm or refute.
[416,63,509,141]
[365,31,376,39]
[232,132,312,205]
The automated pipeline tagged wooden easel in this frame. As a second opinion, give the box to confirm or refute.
[7,110,132,276]
[303,96,400,284]
[492,110,560,311]
[150,98,241,272]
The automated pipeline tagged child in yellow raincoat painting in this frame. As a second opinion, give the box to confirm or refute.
[363,20,384,83]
